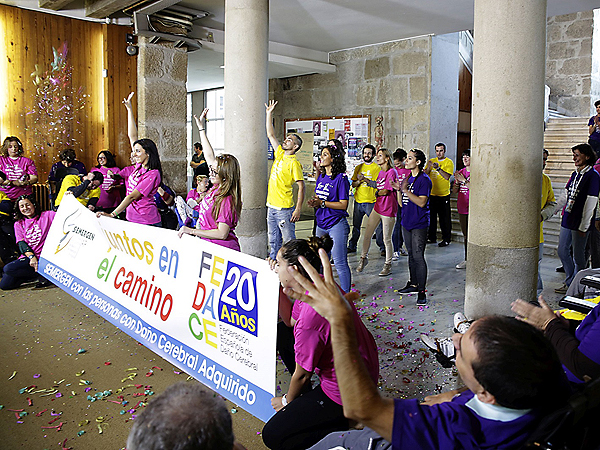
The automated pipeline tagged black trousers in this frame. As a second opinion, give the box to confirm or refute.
[428,194,452,243]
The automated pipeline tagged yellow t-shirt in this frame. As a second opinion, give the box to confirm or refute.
[266,145,304,209]
[540,173,555,244]
[352,162,381,204]
[429,157,454,196]
[55,174,101,207]
[0,190,10,217]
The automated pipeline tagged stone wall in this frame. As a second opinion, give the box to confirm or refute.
[269,35,433,153]
[137,37,188,194]
[546,10,595,116]
[592,9,600,106]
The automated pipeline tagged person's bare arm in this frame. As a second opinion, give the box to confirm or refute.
[284,250,395,441]
[178,222,231,241]
[271,364,312,412]
[309,198,348,211]
[433,161,452,181]
[265,100,280,150]
[123,92,138,149]
[97,189,142,218]
[291,180,305,222]
[194,109,216,169]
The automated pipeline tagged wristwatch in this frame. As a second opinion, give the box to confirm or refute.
[320,200,326,208]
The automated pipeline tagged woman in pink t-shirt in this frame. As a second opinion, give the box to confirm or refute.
[177,108,242,251]
[91,150,123,212]
[0,195,54,290]
[97,93,162,226]
[0,137,38,201]
[356,148,398,276]
[262,235,379,450]
[452,149,470,269]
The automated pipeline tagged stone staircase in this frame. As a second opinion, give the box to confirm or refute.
[448,116,590,256]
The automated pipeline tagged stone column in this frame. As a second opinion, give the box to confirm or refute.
[223,0,269,257]
[137,37,188,193]
[465,0,547,318]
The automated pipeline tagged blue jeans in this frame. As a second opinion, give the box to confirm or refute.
[392,207,403,252]
[348,201,383,252]
[268,206,297,259]
[0,257,38,290]
[557,226,589,286]
[402,226,428,291]
[317,219,351,292]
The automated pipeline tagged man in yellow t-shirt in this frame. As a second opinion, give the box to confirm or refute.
[265,100,305,259]
[424,142,454,246]
[347,144,382,253]
[55,172,103,211]
[539,149,556,294]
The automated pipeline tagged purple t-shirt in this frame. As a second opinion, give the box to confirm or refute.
[0,156,38,200]
[14,210,56,258]
[293,297,379,405]
[589,116,600,142]
[400,173,431,231]
[119,164,161,225]
[456,167,470,215]
[568,302,600,383]
[91,166,123,209]
[314,173,350,230]
[392,390,540,450]
[196,187,240,251]
[374,168,398,217]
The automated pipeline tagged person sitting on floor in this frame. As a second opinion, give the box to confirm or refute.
[280,249,569,450]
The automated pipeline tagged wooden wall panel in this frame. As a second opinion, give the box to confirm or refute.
[0,4,136,180]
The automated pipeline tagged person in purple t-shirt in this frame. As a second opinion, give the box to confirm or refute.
[307,145,351,292]
[391,149,431,305]
[356,148,398,277]
[0,136,38,201]
[588,100,600,158]
[279,255,569,450]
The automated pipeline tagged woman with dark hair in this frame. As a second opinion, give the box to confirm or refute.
[356,148,398,276]
[262,236,379,450]
[391,149,432,305]
[555,143,600,293]
[97,93,162,226]
[0,195,54,290]
[91,150,123,212]
[177,108,242,251]
[307,145,351,292]
[0,136,38,201]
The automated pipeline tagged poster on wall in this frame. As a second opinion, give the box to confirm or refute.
[313,121,322,136]
[40,195,280,422]
[295,132,315,178]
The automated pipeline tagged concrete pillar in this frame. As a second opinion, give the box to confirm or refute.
[465,0,547,318]
[223,0,269,257]
[137,37,188,193]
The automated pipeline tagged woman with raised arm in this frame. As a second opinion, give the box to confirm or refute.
[262,235,379,450]
[0,137,38,201]
[97,92,162,226]
[177,109,242,251]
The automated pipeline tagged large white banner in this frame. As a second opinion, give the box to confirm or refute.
[40,195,279,422]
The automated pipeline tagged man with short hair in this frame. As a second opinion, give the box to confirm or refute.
[283,253,569,450]
[127,382,246,450]
[265,100,305,259]
[190,142,209,177]
[425,143,454,246]
[55,172,103,211]
[347,144,383,254]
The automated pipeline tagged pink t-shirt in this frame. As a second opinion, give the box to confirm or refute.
[196,187,240,251]
[91,166,123,209]
[14,210,56,258]
[292,296,379,405]
[186,189,203,212]
[0,156,38,200]
[396,167,411,185]
[456,167,470,215]
[374,168,398,217]
[119,164,161,225]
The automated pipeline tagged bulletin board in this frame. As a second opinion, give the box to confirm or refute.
[285,115,370,179]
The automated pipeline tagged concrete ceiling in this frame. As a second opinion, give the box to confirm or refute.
[1,0,598,91]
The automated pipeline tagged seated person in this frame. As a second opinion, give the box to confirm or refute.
[564,267,600,299]
[0,171,18,265]
[175,174,211,227]
[48,148,87,203]
[54,172,103,211]
[512,295,600,384]
[154,183,177,230]
[127,382,246,450]
[1,195,55,290]
[281,251,569,450]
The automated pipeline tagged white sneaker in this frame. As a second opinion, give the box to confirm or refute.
[454,312,471,334]
[455,260,467,269]
[392,252,400,261]
[175,196,194,221]
[420,334,455,359]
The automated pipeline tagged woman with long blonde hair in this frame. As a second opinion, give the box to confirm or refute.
[178,108,242,251]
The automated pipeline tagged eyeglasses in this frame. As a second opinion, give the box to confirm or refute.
[209,166,218,176]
